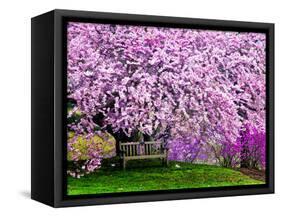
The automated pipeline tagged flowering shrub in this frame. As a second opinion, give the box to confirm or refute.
[67,134,102,178]
[210,141,241,168]
[168,138,201,163]
[237,124,266,169]
[209,124,266,169]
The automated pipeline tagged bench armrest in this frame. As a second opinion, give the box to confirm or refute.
[119,150,126,157]
[160,146,169,151]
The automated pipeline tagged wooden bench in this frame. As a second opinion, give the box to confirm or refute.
[119,141,168,169]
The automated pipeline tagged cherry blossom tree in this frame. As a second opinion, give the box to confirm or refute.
[67,22,266,172]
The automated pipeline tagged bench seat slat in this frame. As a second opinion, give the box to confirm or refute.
[125,154,166,160]
[120,141,161,146]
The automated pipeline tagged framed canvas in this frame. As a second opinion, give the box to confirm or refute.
[31,9,274,207]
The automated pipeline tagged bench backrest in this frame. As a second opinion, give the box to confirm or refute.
[119,141,165,157]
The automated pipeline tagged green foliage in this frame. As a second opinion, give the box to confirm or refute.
[67,132,91,161]
[67,131,116,161]
[67,161,264,195]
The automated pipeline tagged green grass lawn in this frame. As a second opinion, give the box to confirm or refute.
[67,160,265,195]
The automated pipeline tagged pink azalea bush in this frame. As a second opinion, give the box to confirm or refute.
[237,123,266,169]
[67,22,266,175]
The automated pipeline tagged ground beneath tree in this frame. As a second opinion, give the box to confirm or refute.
[67,160,265,195]
[239,168,266,182]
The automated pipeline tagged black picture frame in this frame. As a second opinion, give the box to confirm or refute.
[31,9,274,207]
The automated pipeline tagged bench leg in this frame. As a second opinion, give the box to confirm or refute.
[123,159,126,170]
[162,157,168,167]
[165,150,169,167]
